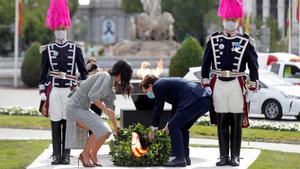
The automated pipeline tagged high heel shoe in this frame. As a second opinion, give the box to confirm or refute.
[89,154,102,167]
[92,162,102,167]
[78,153,95,167]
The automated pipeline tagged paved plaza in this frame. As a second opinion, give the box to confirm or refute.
[27,145,261,169]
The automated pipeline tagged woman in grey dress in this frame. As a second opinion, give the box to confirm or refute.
[65,60,133,167]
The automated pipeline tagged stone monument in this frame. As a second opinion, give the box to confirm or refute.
[112,0,179,57]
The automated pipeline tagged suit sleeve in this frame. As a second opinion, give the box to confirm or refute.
[201,41,213,86]
[39,50,49,93]
[76,47,88,80]
[152,84,165,128]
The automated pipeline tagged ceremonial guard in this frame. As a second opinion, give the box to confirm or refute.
[39,0,88,165]
[201,0,259,166]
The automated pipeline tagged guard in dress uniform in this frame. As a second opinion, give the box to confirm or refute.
[201,0,259,166]
[39,0,88,165]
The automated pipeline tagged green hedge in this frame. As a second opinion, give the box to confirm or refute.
[169,36,204,77]
[121,0,143,13]
[109,124,171,166]
[21,42,41,87]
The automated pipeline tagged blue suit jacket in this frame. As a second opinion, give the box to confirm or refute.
[152,77,210,127]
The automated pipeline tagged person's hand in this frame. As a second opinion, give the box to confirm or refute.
[162,124,169,134]
[115,126,121,135]
[105,108,115,120]
[204,86,212,95]
[148,131,155,141]
[246,90,256,102]
[40,93,47,101]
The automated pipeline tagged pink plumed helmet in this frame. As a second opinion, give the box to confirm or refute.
[218,0,244,19]
[46,0,71,30]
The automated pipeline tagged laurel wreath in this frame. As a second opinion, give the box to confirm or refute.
[109,123,171,166]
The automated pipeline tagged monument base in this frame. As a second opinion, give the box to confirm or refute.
[120,109,171,129]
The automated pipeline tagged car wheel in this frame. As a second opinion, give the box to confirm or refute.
[262,99,282,120]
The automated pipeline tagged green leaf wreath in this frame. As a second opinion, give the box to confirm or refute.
[109,123,171,166]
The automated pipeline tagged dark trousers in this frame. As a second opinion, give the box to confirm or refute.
[168,97,211,159]
[217,113,243,157]
[51,119,70,156]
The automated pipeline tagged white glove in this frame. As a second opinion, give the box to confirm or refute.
[246,90,256,102]
[204,87,212,95]
[40,93,47,101]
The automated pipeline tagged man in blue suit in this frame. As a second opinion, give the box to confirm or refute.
[140,74,211,167]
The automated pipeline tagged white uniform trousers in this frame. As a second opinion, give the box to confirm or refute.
[48,87,71,121]
[213,78,243,113]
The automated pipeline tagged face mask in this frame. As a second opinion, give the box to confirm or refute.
[54,30,67,41]
[223,20,239,31]
[146,91,155,99]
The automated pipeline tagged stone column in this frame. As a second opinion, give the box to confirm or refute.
[252,0,257,18]
[262,0,270,22]
[277,0,285,39]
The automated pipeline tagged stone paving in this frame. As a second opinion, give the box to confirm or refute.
[27,145,260,169]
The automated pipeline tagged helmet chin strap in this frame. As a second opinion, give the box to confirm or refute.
[55,38,67,44]
[223,30,238,37]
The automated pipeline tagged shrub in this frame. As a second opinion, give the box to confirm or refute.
[169,36,204,77]
[109,123,171,166]
[121,0,143,13]
[98,47,105,56]
[21,42,41,87]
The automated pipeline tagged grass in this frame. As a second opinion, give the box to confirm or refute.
[190,125,300,144]
[0,140,50,169]
[1,115,300,144]
[0,115,50,129]
[191,144,300,169]
[249,150,300,169]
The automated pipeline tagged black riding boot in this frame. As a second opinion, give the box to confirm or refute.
[51,120,62,165]
[229,113,243,166]
[61,119,70,165]
[216,113,230,166]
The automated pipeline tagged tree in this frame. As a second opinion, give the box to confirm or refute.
[161,0,217,45]
[121,0,143,13]
[203,9,222,35]
[22,0,78,47]
[0,0,78,56]
[253,15,288,53]
[0,0,15,56]
[265,16,287,52]
[169,36,204,77]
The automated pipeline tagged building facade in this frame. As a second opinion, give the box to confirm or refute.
[244,0,299,54]
[72,0,133,46]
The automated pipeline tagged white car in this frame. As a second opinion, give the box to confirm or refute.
[183,67,300,120]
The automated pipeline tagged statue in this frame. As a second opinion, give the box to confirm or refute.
[112,0,179,57]
[128,0,174,41]
[141,0,161,18]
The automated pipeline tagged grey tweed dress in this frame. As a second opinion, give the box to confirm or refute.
[65,71,116,149]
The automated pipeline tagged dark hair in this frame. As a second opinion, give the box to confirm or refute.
[109,60,133,96]
[140,74,159,90]
[86,57,97,64]
[86,63,99,74]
